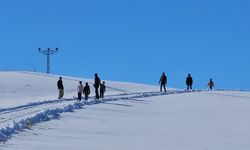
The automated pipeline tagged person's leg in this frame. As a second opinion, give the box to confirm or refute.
[163,83,166,92]
[85,94,88,100]
[78,92,81,102]
[79,92,82,102]
[95,88,99,99]
[62,89,64,98]
[95,88,97,99]
[101,91,104,98]
[58,90,61,99]
[59,89,63,99]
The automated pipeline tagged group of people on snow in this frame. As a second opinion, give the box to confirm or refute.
[77,81,90,102]
[93,73,106,100]
[57,72,215,100]
[57,73,106,101]
[159,72,214,92]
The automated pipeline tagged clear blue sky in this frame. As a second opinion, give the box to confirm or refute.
[0,0,249,90]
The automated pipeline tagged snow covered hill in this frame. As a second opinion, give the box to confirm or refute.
[0,71,250,150]
[0,71,159,107]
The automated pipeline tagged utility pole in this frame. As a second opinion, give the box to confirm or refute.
[38,48,59,74]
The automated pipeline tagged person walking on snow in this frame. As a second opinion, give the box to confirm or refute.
[186,74,193,90]
[83,82,90,100]
[93,73,101,99]
[100,81,106,99]
[57,76,64,99]
[77,81,84,102]
[208,79,214,90]
[159,72,167,92]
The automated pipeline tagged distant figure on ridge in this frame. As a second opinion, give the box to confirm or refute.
[57,76,64,99]
[93,73,101,99]
[159,72,167,92]
[186,74,193,90]
[83,82,90,100]
[100,81,106,99]
[77,81,84,102]
[208,79,214,91]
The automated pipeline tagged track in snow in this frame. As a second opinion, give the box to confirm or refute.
[0,89,198,143]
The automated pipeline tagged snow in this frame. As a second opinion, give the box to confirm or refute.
[0,71,250,150]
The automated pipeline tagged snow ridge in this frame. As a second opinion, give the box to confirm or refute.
[0,90,198,142]
[0,99,72,114]
[0,103,84,142]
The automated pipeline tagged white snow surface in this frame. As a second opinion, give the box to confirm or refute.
[0,71,250,150]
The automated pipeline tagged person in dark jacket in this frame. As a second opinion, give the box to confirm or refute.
[57,76,64,99]
[100,81,106,99]
[208,78,214,90]
[83,82,90,100]
[159,72,167,92]
[93,73,101,99]
[186,74,193,90]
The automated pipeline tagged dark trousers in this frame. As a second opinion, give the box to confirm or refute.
[95,87,99,99]
[187,85,192,90]
[84,94,89,100]
[100,91,104,98]
[160,83,166,92]
[78,92,82,102]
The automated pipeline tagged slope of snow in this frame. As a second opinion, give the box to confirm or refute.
[0,71,159,107]
[0,71,163,142]
[0,71,250,150]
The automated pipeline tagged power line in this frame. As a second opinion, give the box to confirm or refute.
[38,48,59,74]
